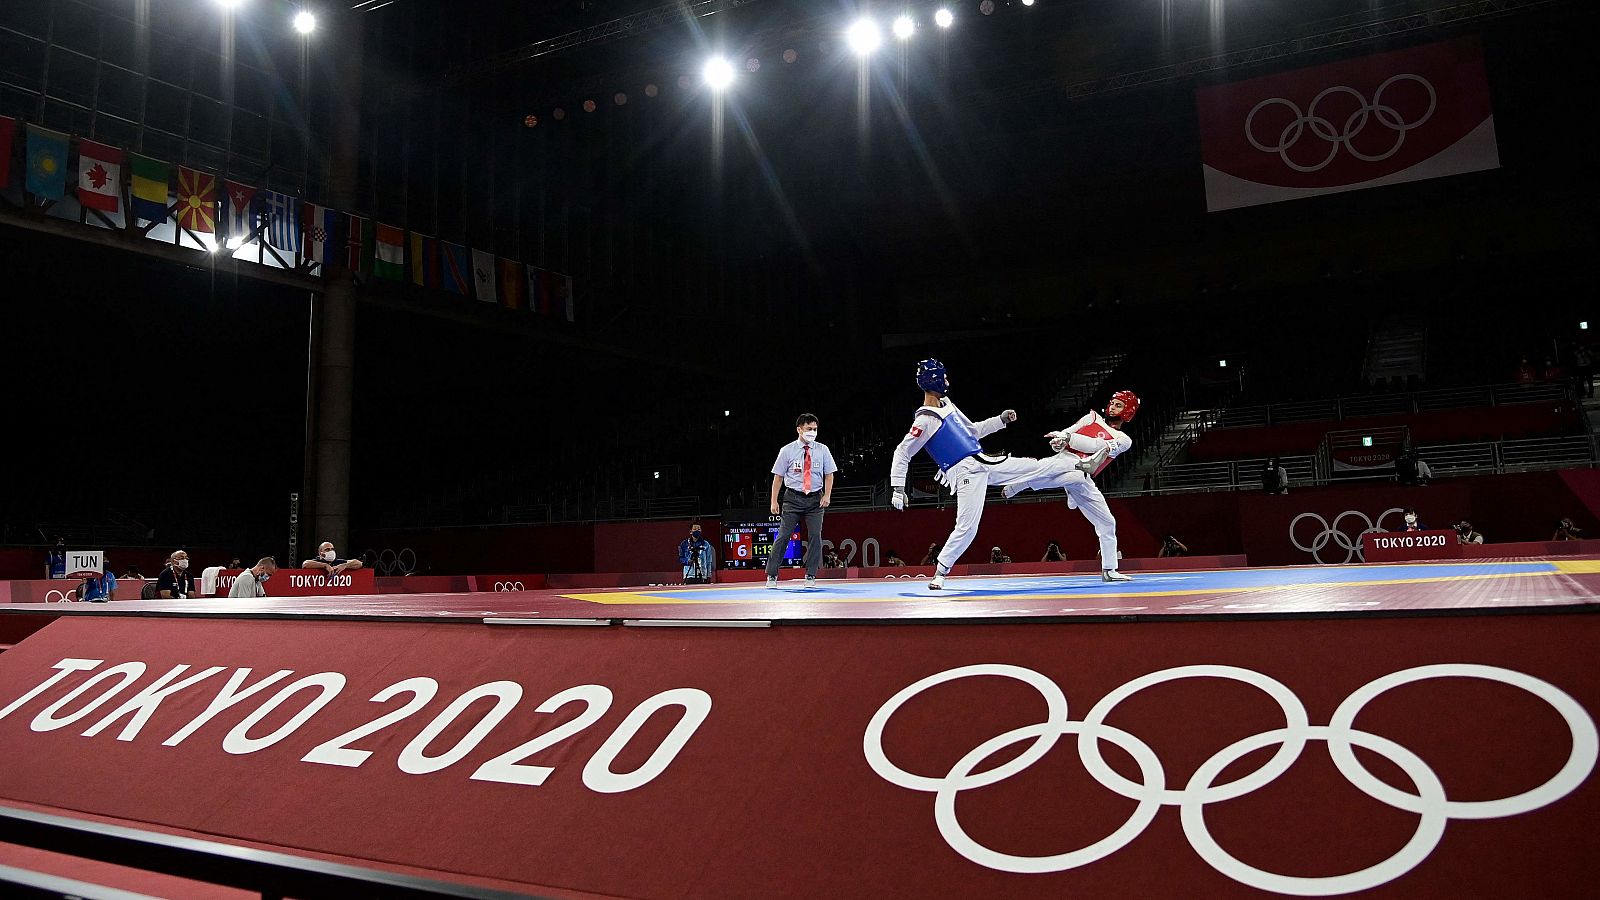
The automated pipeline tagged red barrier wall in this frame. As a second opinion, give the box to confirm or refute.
[1190,402,1579,460]
[361,469,1600,574]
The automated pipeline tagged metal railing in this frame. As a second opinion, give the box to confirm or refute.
[1215,382,1572,429]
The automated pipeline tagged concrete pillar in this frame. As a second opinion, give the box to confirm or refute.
[308,13,365,551]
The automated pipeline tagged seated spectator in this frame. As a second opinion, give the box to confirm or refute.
[885,550,906,567]
[119,564,144,580]
[1394,508,1427,532]
[1261,458,1288,495]
[1553,517,1584,541]
[302,541,364,575]
[1542,357,1563,382]
[1159,535,1189,558]
[989,546,1012,564]
[1041,540,1065,562]
[1415,455,1433,486]
[1454,520,1484,544]
[1515,357,1537,383]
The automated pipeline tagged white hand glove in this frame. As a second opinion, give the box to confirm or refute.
[891,488,907,511]
[1047,431,1069,453]
[1001,409,1017,423]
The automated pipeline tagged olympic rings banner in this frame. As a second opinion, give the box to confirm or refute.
[1197,39,1500,211]
[0,614,1595,897]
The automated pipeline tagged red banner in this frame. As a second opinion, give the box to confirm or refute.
[210,568,375,597]
[1197,39,1499,211]
[0,615,1594,897]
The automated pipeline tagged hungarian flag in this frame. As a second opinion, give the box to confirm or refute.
[223,179,258,241]
[129,154,170,222]
[25,125,68,200]
[176,167,217,234]
[471,249,496,303]
[498,258,525,310]
[302,203,338,265]
[260,190,301,254]
[373,223,404,279]
[76,140,123,213]
[441,242,471,295]
[344,214,369,274]
[0,116,15,187]
[409,232,439,288]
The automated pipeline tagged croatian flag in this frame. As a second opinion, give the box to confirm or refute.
[260,190,301,254]
[302,202,338,265]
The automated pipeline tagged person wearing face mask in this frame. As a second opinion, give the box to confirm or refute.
[1394,508,1427,532]
[765,413,837,589]
[302,542,364,576]
[228,557,279,598]
[679,524,715,583]
[155,550,195,600]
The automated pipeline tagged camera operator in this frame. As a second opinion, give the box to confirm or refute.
[679,523,713,583]
[1553,517,1583,541]
[1454,520,1484,545]
[1159,535,1189,558]
[989,546,1012,564]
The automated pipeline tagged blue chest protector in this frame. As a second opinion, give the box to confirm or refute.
[919,405,982,471]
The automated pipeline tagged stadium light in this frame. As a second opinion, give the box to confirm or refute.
[847,18,882,56]
[724,409,731,416]
[892,15,915,40]
[1581,321,1590,330]
[702,56,735,91]
[934,8,954,28]
[292,11,316,34]
[1218,359,1228,368]
[1022,0,1036,6]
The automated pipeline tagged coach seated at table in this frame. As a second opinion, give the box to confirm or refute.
[228,557,279,598]
[301,542,364,575]
[1391,508,1428,532]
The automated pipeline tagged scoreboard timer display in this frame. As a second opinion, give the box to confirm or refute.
[721,519,804,569]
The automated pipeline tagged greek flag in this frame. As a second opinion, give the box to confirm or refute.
[260,190,302,254]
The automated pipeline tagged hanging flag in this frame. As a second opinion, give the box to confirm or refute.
[498,258,525,310]
[176,166,217,234]
[471,249,497,303]
[441,242,470,295]
[526,266,547,315]
[25,125,69,200]
[223,179,258,242]
[344,214,369,274]
[259,190,301,254]
[302,203,339,265]
[558,273,575,321]
[373,223,404,279]
[128,153,170,222]
[0,116,15,188]
[409,232,440,287]
[76,140,124,213]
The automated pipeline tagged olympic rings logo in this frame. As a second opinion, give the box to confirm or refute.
[864,663,1596,895]
[43,589,78,603]
[1245,75,1437,173]
[493,581,525,592]
[1290,507,1405,563]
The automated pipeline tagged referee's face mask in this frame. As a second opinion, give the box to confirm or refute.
[798,424,819,442]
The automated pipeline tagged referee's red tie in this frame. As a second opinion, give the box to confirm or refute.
[802,445,813,493]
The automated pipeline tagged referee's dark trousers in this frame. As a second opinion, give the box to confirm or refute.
[766,488,825,579]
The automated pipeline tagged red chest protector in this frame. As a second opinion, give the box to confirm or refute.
[1070,420,1118,475]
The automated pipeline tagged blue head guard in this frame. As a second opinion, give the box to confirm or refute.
[915,358,949,394]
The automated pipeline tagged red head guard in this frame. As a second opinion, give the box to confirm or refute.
[1108,390,1139,422]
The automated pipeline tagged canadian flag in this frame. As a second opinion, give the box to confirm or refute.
[76,140,123,213]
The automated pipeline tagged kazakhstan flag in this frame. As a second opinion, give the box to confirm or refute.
[25,124,69,200]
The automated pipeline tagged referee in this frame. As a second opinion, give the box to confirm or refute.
[765,413,837,589]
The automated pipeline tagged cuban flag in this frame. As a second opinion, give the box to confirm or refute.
[302,202,338,265]
[223,180,258,242]
[260,190,301,254]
